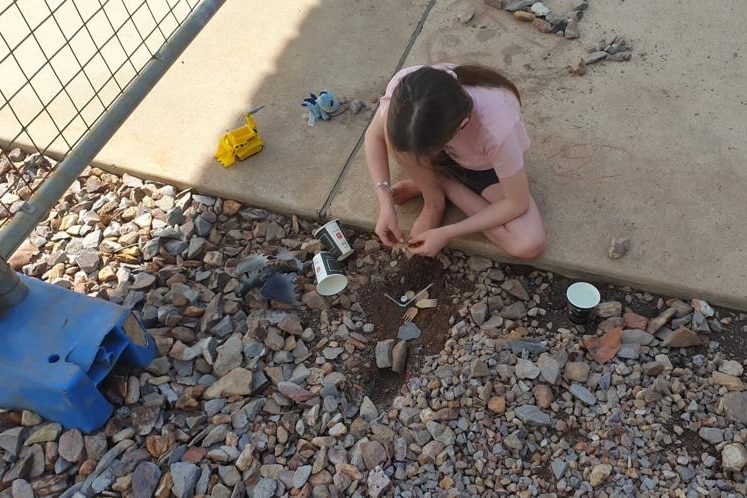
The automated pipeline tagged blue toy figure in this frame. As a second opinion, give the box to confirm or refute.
[302,90,341,126]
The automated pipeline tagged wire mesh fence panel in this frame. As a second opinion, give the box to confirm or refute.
[0,0,220,257]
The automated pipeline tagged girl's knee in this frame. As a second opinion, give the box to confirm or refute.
[500,233,546,260]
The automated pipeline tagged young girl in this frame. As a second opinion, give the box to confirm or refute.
[364,63,546,259]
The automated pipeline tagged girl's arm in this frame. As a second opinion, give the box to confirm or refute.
[364,111,404,245]
[443,168,530,238]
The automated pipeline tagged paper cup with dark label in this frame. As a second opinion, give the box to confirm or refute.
[566,282,601,324]
[313,252,348,296]
[314,219,353,261]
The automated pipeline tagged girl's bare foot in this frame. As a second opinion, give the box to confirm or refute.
[392,180,422,205]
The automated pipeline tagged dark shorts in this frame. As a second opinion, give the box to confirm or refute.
[432,152,500,195]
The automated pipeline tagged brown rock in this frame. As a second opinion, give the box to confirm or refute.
[155,471,173,498]
[713,372,744,391]
[203,368,254,399]
[277,382,314,402]
[182,446,207,463]
[663,327,702,348]
[361,441,388,470]
[647,307,676,334]
[488,396,506,414]
[514,10,535,21]
[563,362,590,383]
[302,291,329,310]
[58,429,85,463]
[419,440,445,465]
[623,312,648,330]
[501,279,529,301]
[146,434,173,458]
[222,200,242,216]
[532,385,554,409]
[391,341,408,374]
[533,17,552,33]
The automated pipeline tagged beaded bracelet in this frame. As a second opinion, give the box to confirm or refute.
[375,180,393,194]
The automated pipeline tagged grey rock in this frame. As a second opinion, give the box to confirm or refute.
[470,359,490,377]
[607,237,630,259]
[508,339,547,355]
[564,19,580,39]
[91,468,115,493]
[247,478,278,498]
[551,459,568,480]
[203,425,228,447]
[360,396,378,422]
[366,466,391,498]
[11,479,35,498]
[293,465,312,488]
[501,279,529,301]
[323,347,343,360]
[621,329,654,345]
[616,343,640,360]
[504,0,533,12]
[515,359,540,380]
[569,383,597,405]
[76,250,100,273]
[538,353,560,383]
[194,215,212,237]
[375,339,394,369]
[470,302,488,325]
[350,99,365,114]
[515,405,551,427]
[213,334,243,377]
[426,420,456,445]
[501,302,527,320]
[0,427,25,456]
[692,311,711,333]
[171,462,200,498]
[398,321,422,341]
[722,443,747,472]
[573,0,588,10]
[585,51,609,65]
[142,238,160,260]
[699,427,724,445]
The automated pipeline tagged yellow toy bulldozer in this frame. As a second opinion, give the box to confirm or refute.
[214,105,265,167]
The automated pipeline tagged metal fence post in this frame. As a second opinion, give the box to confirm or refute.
[0,256,27,310]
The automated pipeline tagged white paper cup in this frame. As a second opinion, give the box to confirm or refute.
[566,282,601,324]
[314,219,353,261]
[313,252,348,296]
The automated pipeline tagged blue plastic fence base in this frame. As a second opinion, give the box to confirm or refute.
[0,274,156,432]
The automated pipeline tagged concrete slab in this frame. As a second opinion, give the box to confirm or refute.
[1,0,431,218]
[326,0,747,309]
[99,0,430,218]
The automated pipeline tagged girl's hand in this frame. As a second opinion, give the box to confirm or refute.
[375,205,404,247]
[407,227,451,257]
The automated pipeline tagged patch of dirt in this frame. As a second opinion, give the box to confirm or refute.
[356,256,467,409]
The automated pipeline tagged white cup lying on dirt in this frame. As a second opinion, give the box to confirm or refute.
[314,219,353,261]
[312,252,348,296]
[566,281,601,324]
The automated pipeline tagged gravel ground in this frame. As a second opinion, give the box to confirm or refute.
[2,155,747,498]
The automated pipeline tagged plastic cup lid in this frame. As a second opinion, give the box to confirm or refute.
[566,282,600,309]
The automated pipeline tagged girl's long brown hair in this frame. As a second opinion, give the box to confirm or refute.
[386,64,520,161]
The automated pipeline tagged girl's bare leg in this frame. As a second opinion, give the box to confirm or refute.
[391,179,421,205]
[437,177,546,259]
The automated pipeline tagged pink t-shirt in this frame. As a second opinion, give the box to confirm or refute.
[379,63,530,179]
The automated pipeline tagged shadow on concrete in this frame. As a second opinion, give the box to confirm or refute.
[183,0,433,219]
